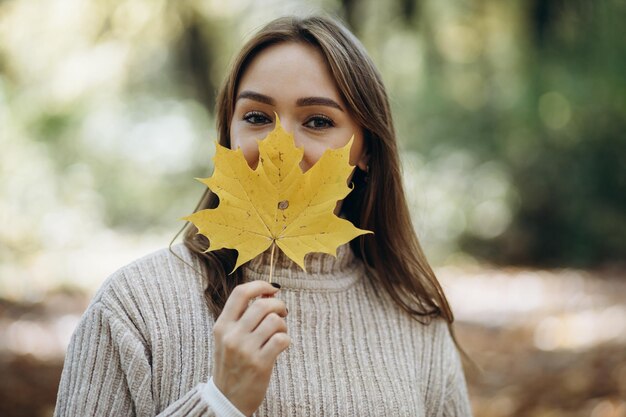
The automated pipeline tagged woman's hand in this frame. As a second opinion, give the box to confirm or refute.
[212,280,290,417]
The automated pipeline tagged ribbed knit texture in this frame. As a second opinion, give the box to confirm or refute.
[54,243,473,417]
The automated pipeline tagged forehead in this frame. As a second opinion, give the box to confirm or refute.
[236,41,341,100]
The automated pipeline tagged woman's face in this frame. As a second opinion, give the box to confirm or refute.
[230,41,368,173]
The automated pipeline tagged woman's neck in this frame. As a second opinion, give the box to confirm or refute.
[243,242,362,291]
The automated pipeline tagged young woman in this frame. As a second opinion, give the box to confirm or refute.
[55,15,473,417]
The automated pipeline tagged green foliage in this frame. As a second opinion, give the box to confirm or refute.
[390,0,626,266]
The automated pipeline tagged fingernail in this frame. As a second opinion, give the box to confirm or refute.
[286,308,289,314]
[271,282,281,289]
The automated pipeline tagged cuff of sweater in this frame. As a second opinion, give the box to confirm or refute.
[200,376,247,417]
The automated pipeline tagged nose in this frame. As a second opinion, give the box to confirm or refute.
[277,117,296,137]
[277,117,303,147]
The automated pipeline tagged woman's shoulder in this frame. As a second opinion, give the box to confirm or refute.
[88,243,208,318]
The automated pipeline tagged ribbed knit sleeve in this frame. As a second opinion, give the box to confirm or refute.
[53,300,216,417]
[442,361,473,417]
[441,324,473,417]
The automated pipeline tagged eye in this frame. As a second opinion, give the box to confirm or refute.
[243,111,272,125]
[304,115,335,130]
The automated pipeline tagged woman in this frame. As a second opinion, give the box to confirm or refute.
[54,15,473,417]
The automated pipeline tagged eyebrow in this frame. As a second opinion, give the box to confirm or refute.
[236,90,344,112]
[236,91,274,105]
[296,96,343,111]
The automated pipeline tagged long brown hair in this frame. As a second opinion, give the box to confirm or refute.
[174,15,471,363]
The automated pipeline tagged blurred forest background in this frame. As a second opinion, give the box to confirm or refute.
[1,0,625,416]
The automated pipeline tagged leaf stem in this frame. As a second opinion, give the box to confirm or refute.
[269,240,276,284]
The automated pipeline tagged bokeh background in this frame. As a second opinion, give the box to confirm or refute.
[1,0,625,416]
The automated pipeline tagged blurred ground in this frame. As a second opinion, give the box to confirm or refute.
[439,266,626,417]
[1,266,624,417]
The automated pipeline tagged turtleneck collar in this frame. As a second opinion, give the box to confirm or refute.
[243,242,362,291]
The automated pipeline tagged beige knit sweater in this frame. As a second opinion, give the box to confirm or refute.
[54,242,473,416]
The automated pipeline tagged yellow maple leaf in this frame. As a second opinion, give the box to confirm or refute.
[181,118,372,275]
